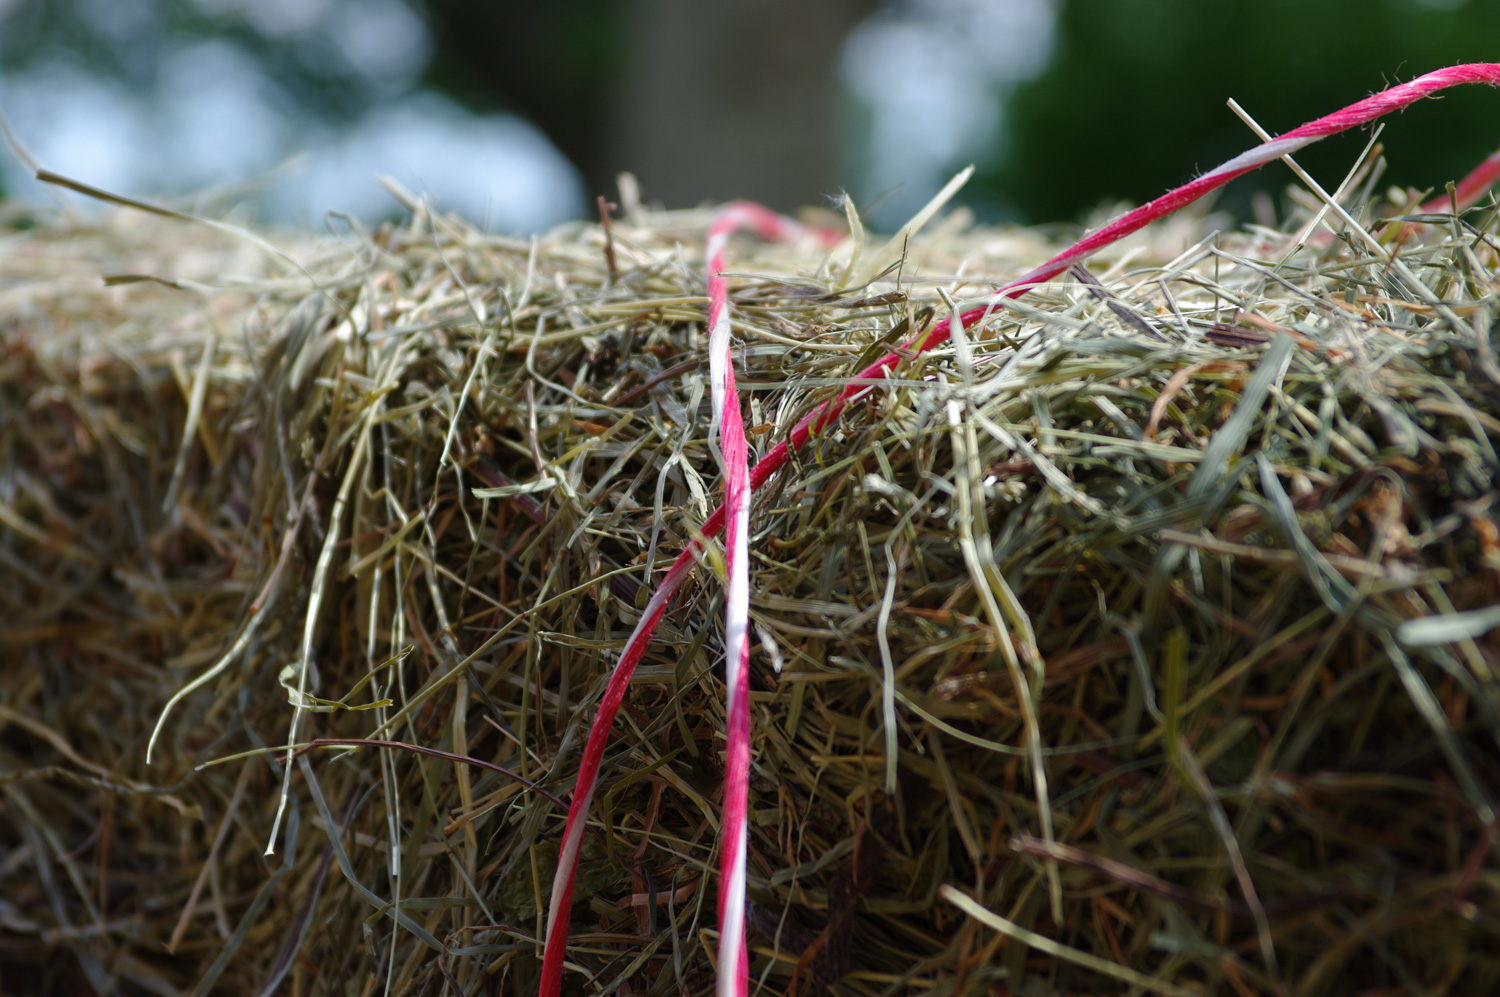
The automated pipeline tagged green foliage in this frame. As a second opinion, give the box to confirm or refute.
[979,0,1500,223]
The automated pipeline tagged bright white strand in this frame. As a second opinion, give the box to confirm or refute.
[708,312,732,442]
[717,820,748,997]
[545,803,589,933]
[1199,134,1318,181]
[705,231,731,262]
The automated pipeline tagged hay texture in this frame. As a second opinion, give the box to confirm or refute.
[2,159,1500,997]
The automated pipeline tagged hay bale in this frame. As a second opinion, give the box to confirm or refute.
[2,176,1498,997]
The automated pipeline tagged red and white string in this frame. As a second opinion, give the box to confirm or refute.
[704,202,790,997]
[540,203,837,997]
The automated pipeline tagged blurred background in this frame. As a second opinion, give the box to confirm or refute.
[2,0,1499,233]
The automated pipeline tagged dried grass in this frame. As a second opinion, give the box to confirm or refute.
[2,159,1499,996]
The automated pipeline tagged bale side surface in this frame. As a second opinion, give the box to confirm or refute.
[2,189,1499,996]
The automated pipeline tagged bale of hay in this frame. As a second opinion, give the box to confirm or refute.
[2,163,1498,997]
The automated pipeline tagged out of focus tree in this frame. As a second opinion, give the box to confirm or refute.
[419,0,624,198]
[603,0,875,210]
[424,0,874,209]
[978,0,1500,224]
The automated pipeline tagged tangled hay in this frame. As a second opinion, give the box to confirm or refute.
[2,162,1499,997]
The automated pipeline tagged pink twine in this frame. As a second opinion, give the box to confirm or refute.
[705,202,793,997]
[1382,146,1500,246]
[1420,146,1500,215]
[540,203,836,997]
[539,63,1500,996]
